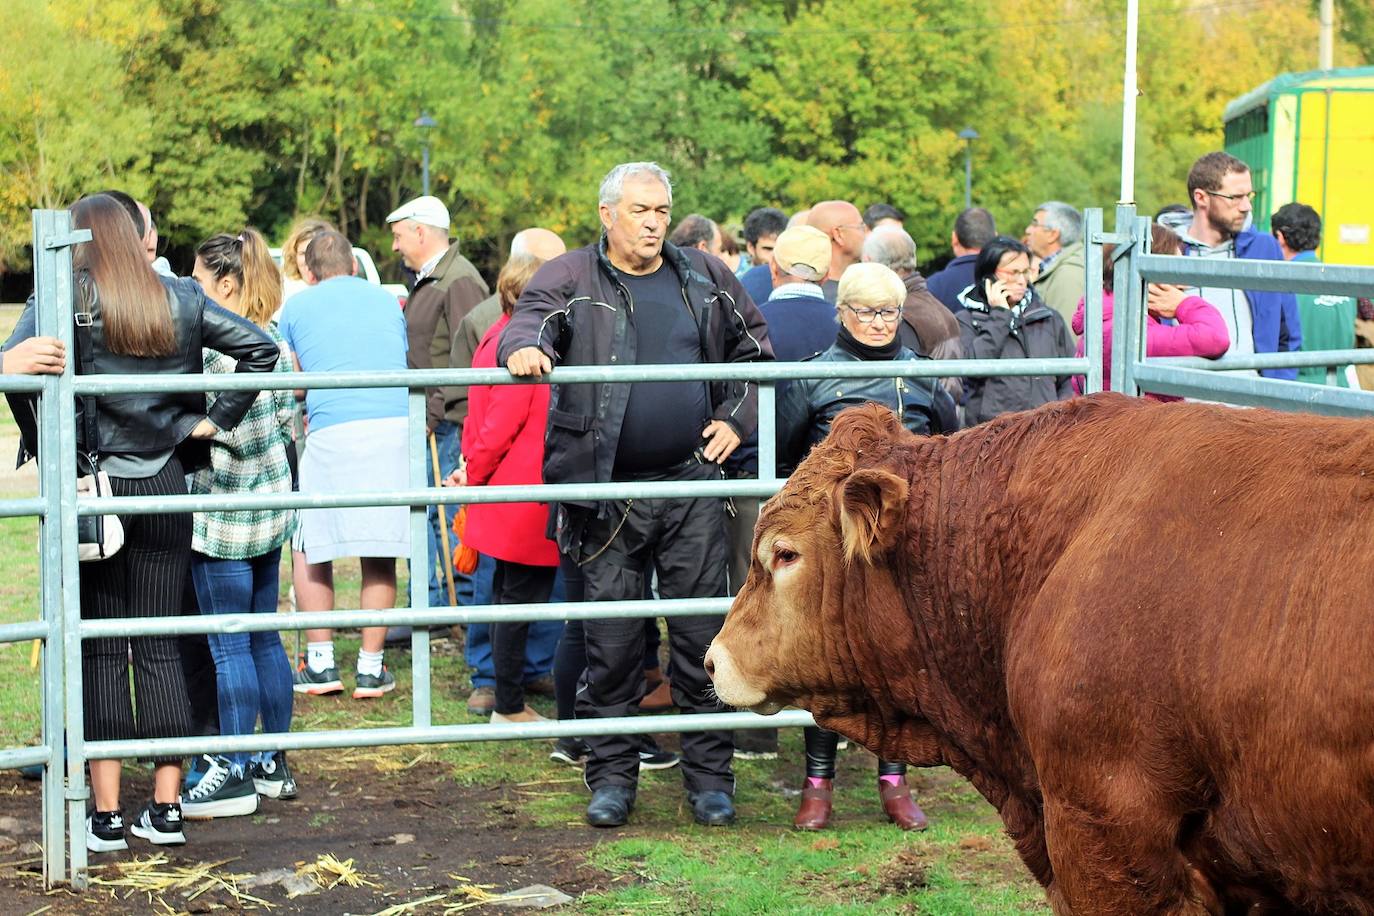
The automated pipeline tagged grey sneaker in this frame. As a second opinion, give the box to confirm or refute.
[87,810,127,853]
[293,661,343,696]
[181,755,259,818]
[353,667,396,699]
[251,752,298,800]
[129,801,186,846]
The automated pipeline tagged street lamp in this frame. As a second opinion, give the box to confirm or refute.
[415,112,437,196]
[958,127,979,210]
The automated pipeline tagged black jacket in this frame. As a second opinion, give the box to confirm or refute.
[496,238,773,506]
[6,274,279,469]
[775,341,957,474]
[955,285,1075,426]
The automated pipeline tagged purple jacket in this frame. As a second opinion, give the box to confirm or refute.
[1071,291,1230,401]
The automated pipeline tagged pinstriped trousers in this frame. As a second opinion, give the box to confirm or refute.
[79,457,192,764]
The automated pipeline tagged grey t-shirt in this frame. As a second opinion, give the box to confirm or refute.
[1179,234,1257,378]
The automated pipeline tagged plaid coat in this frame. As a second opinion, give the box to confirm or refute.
[190,324,296,559]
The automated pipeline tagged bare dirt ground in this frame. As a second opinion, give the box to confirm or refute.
[0,756,613,915]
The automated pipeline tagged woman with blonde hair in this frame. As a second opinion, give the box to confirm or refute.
[184,229,300,817]
[450,252,560,724]
[4,194,280,852]
[278,217,333,304]
[776,261,956,832]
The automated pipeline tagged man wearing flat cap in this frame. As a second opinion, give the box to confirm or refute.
[387,196,489,611]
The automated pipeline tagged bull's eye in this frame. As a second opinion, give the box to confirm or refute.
[771,544,799,570]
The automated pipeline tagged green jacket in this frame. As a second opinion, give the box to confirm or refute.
[1294,250,1357,386]
[1033,241,1086,331]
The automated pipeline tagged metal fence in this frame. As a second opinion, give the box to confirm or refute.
[3,205,1370,887]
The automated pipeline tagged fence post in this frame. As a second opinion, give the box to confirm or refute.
[32,211,70,884]
[1083,209,1105,394]
[409,389,431,727]
[31,208,94,887]
[1109,205,1142,396]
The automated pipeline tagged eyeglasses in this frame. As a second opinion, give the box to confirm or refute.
[1204,189,1256,203]
[843,305,900,324]
[1026,220,1051,230]
[836,222,869,234]
[996,268,1034,281]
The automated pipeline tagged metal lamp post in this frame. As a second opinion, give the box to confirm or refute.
[415,112,437,196]
[958,127,979,209]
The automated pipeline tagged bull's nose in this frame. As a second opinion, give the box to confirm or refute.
[703,649,716,679]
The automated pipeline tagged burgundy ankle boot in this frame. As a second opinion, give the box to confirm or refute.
[878,780,928,831]
[793,779,833,830]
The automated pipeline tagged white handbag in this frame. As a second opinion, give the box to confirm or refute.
[76,466,124,562]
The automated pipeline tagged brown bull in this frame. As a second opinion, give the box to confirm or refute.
[705,394,1374,914]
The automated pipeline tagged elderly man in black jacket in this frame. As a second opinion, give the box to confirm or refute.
[499,161,773,829]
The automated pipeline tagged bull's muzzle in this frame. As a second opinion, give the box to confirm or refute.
[704,640,779,714]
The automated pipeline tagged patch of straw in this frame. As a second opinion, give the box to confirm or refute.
[86,853,272,909]
[297,853,382,890]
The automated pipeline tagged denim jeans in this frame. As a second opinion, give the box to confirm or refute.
[465,553,564,688]
[426,421,466,608]
[190,547,294,772]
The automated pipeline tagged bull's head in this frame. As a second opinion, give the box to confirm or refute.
[706,405,938,760]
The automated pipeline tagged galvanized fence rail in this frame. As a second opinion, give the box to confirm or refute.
[17,205,1374,887]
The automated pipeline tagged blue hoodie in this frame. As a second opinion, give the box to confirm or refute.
[1233,228,1302,380]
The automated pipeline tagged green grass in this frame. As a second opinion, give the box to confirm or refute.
[0,303,1048,913]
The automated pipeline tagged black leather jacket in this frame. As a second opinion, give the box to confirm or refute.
[6,274,279,470]
[496,238,772,506]
[776,341,958,474]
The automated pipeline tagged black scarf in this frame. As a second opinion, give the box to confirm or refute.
[836,324,902,361]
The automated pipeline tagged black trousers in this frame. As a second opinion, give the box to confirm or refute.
[804,727,906,779]
[574,461,733,795]
[79,458,193,764]
[492,559,558,714]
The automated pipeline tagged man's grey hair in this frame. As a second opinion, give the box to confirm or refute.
[862,227,918,274]
[598,161,673,209]
[1036,201,1083,247]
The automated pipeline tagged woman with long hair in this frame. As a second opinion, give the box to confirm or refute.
[182,229,299,818]
[5,194,280,853]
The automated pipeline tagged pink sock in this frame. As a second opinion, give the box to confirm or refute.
[806,777,828,789]
[878,774,904,787]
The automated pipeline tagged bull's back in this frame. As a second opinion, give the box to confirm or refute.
[999,395,1374,902]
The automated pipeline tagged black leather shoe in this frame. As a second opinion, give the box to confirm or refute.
[689,790,736,826]
[586,786,635,828]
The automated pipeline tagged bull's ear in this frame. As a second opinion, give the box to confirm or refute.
[837,468,909,564]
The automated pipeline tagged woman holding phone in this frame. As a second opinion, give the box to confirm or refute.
[955,236,1075,425]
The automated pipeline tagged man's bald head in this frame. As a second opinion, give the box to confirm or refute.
[511,227,566,261]
[787,209,811,229]
[808,200,867,279]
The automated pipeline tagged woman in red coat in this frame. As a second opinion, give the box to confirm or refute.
[456,254,558,724]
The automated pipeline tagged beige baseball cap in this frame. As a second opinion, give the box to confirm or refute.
[771,225,831,282]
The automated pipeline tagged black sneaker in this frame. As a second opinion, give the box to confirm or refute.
[293,661,343,696]
[181,755,259,818]
[86,809,127,853]
[129,801,186,846]
[549,738,590,767]
[352,667,396,699]
[639,747,681,771]
[251,752,299,800]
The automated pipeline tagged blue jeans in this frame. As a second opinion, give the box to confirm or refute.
[427,421,466,608]
[465,554,564,688]
[190,547,294,772]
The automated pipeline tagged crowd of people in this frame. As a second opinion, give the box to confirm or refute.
[2,148,1365,851]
